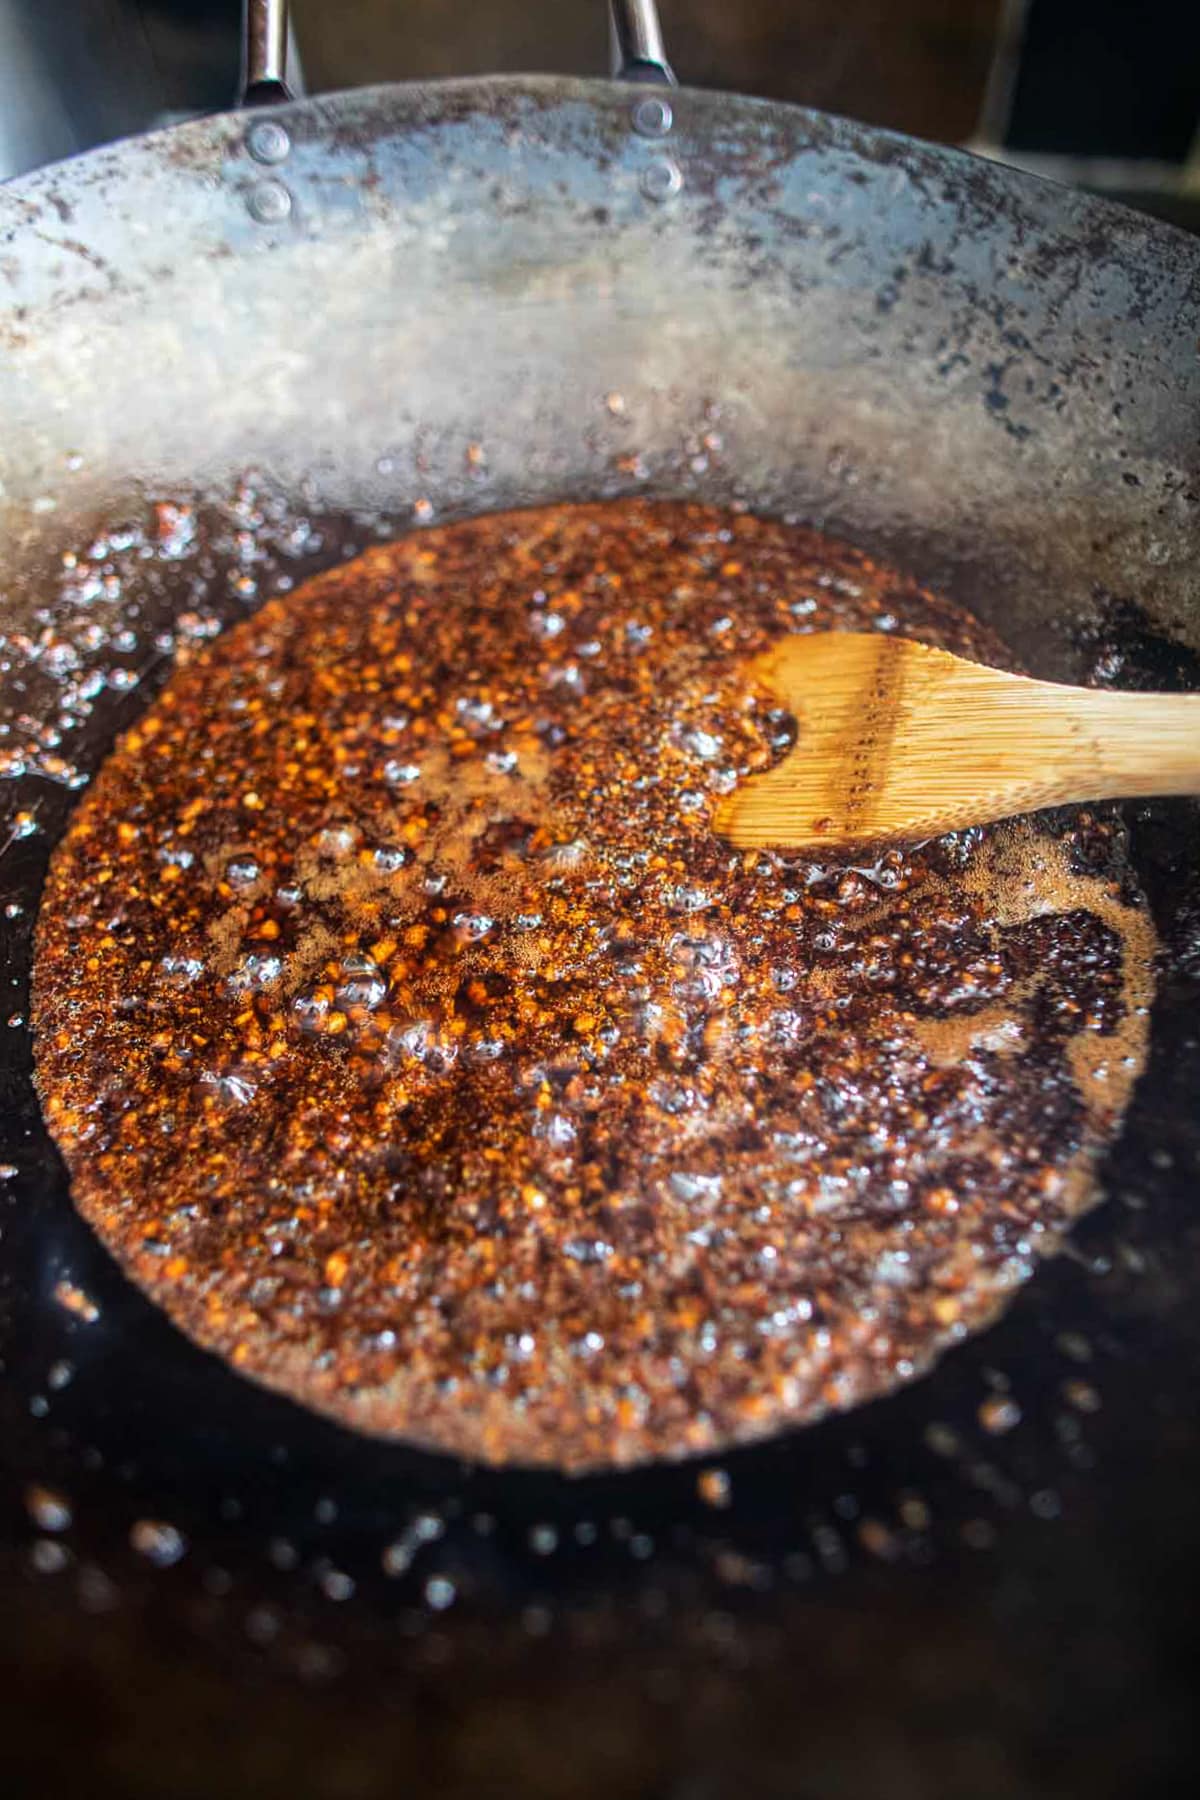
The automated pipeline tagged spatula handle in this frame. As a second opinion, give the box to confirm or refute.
[1037,688,1200,801]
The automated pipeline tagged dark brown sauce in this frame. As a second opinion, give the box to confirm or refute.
[32,501,1154,1469]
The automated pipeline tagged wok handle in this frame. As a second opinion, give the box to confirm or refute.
[238,3,673,104]
[608,0,676,85]
[241,0,293,107]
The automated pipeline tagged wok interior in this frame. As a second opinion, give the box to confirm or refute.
[1,73,1199,1585]
[2,79,1197,670]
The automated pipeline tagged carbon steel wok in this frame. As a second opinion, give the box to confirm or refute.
[1,4,1199,1796]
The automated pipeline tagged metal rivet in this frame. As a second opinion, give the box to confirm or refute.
[247,119,291,165]
[639,157,683,203]
[631,94,673,138]
[247,179,292,224]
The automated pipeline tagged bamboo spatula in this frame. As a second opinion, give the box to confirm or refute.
[715,632,1200,852]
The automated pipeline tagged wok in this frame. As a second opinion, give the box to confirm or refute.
[1,4,1199,1795]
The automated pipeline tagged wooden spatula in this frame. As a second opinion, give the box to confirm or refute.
[714,632,1200,852]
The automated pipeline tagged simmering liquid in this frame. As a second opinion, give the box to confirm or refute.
[33,502,1154,1468]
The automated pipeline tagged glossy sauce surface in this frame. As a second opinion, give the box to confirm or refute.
[33,502,1154,1468]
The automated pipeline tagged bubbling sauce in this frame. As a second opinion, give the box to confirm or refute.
[33,501,1154,1469]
